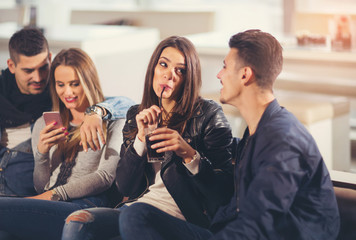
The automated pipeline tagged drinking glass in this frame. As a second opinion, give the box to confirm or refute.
[145,87,166,163]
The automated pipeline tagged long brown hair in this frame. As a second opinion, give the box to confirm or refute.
[48,48,106,162]
[139,36,202,133]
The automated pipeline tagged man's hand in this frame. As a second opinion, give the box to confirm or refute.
[80,114,106,152]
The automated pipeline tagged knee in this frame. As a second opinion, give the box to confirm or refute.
[119,203,153,229]
[120,204,148,237]
[63,208,120,240]
[62,210,95,240]
[65,210,94,225]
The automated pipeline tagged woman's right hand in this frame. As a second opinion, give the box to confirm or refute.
[37,122,67,154]
[135,105,161,142]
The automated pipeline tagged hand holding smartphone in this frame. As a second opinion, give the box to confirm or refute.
[38,112,66,153]
[43,111,63,128]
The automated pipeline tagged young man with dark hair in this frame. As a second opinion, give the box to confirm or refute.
[117,29,340,240]
[0,27,133,197]
[0,27,52,196]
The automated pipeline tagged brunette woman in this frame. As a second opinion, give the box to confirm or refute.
[62,36,234,240]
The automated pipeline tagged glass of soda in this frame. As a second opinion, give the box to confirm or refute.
[145,126,165,163]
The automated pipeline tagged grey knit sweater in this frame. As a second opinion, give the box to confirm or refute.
[31,116,125,201]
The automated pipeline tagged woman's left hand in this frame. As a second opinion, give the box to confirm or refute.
[149,127,196,163]
[25,190,53,201]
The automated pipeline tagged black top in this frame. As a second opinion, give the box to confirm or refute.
[116,99,234,228]
[0,68,51,128]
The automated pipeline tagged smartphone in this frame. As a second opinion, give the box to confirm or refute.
[43,111,63,129]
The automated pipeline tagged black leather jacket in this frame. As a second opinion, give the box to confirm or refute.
[116,99,234,228]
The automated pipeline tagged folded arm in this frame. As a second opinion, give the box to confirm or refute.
[80,96,135,152]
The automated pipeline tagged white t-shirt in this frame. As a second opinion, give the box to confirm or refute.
[0,123,31,149]
[127,135,200,220]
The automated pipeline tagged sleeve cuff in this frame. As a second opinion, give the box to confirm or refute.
[133,135,147,157]
[96,103,112,120]
[183,151,201,175]
[53,186,67,201]
[35,148,49,162]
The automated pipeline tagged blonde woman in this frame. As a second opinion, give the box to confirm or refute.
[0,48,128,240]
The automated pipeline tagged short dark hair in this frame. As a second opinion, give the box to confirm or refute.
[229,29,283,90]
[8,27,49,65]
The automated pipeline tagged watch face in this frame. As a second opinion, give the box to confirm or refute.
[93,107,103,116]
[85,106,95,114]
[85,106,103,117]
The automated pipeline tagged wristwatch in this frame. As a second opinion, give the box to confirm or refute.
[85,105,105,119]
[51,190,61,201]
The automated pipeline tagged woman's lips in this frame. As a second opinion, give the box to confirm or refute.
[160,84,171,90]
[65,97,77,103]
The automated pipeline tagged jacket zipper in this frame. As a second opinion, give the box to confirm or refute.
[235,135,250,212]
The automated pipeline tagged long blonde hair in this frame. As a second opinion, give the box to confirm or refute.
[48,48,106,162]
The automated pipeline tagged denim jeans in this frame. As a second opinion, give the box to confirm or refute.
[0,139,37,197]
[61,206,124,240]
[119,203,213,240]
[0,194,110,240]
[61,203,213,240]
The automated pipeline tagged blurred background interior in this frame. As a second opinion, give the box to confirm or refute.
[0,0,356,178]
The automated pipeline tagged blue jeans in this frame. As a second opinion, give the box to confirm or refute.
[0,140,37,197]
[61,206,124,240]
[0,194,109,240]
[61,203,213,240]
[119,203,213,240]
